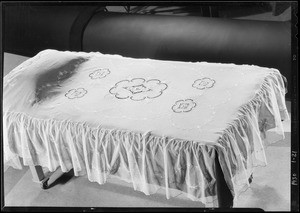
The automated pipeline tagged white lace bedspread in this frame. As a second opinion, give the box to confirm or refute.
[3,49,289,207]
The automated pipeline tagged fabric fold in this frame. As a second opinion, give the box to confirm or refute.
[3,50,289,207]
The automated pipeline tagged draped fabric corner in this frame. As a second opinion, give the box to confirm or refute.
[3,49,289,207]
[216,70,289,200]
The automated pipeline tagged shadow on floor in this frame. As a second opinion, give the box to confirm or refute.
[250,184,287,210]
[95,181,207,208]
[47,169,75,189]
[48,170,206,207]
[4,167,29,197]
[268,132,291,147]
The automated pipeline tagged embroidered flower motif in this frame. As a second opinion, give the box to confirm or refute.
[89,68,110,79]
[65,88,87,99]
[109,78,168,101]
[172,99,197,113]
[192,77,215,90]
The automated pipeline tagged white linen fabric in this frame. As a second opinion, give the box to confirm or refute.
[3,49,289,207]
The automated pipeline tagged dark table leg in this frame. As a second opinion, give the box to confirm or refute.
[29,165,50,189]
[215,155,234,208]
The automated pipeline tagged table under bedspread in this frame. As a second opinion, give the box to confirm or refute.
[3,49,289,206]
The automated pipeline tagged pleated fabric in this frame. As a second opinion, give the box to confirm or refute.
[3,49,289,207]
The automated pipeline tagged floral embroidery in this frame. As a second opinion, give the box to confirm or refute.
[172,99,197,113]
[65,88,87,99]
[109,78,168,101]
[125,84,149,94]
[89,68,110,79]
[192,77,215,90]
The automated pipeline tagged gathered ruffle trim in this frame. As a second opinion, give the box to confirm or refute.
[215,69,289,205]
[3,66,288,207]
[3,109,222,206]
